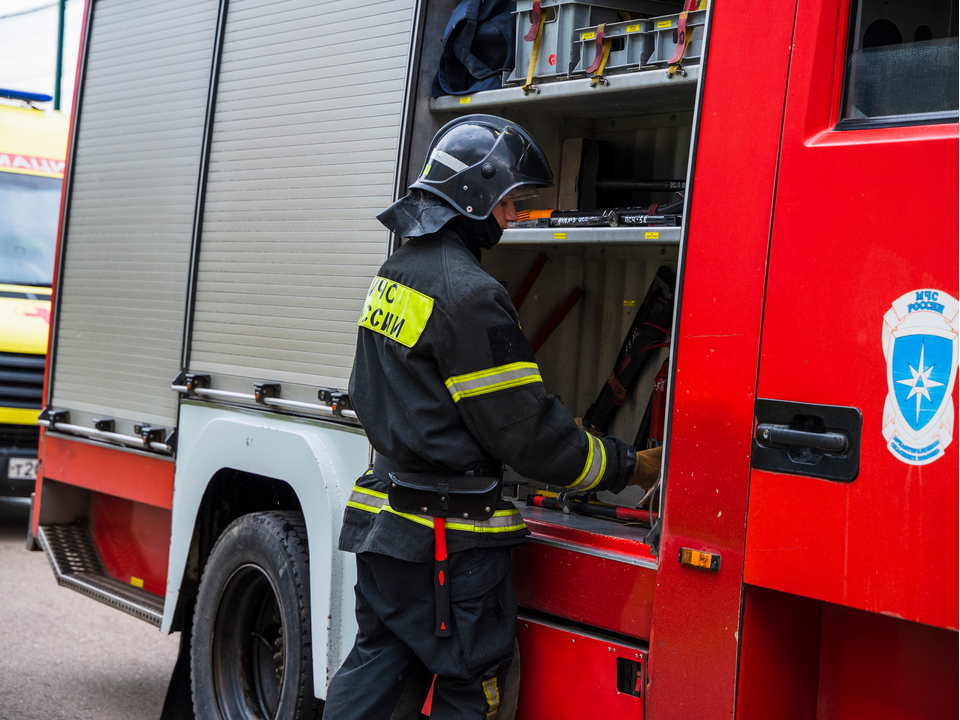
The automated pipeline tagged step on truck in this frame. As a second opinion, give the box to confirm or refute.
[32,0,958,718]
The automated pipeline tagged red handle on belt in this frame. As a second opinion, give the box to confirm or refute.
[434,518,452,637]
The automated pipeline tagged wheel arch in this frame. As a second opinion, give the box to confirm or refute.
[163,402,368,696]
[164,467,305,633]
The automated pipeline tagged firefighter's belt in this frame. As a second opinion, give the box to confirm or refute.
[388,473,501,521]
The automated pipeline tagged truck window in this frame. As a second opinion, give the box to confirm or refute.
[840,0,959,127]
[0,171,60,286]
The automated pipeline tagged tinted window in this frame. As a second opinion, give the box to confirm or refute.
[840,0,959,128]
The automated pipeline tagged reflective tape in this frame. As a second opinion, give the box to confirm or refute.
[445,362,542,403]
[445,510,528,534]
[346,485,387,511]
[483,677,501,720]
[567,433,607,491]
[429,148,469,173]
[347,486,526,534]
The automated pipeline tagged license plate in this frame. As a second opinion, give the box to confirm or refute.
[8,458,38,480]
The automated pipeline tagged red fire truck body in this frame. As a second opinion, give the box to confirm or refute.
[32,0,957,717]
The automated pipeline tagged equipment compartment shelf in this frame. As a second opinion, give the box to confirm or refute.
[501,226,681,245]
[429,65,699,120]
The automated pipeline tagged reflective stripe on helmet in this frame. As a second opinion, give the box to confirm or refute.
[429,147,469,173]
[410,115,554,220]
[346,486,527,534]
[444,361,542,403]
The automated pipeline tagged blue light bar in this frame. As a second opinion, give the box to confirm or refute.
[0,88,54,103]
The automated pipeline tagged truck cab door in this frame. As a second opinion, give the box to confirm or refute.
[746,0,958,632]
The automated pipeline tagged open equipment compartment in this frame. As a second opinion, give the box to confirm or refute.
[402,0,706,523]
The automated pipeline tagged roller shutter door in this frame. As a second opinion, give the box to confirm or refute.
[188,0,416,393]
[51,0,218,430]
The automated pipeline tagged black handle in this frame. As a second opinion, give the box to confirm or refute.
[755,424,848,453]
[751,399,862,482]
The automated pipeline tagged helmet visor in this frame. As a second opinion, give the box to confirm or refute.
[507,188,540,204]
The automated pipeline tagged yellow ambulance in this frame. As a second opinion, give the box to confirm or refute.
[0,89,68,509]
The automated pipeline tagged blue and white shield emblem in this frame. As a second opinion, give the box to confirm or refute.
[882,290,958,465]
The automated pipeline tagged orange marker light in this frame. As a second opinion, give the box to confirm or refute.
[679,547,720,571]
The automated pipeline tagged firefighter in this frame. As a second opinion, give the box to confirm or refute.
[324,115,659,720]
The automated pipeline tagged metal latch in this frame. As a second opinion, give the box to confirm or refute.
[134,424,167,445]
[254,383,281,404]
[38,408,69,427]
[171,372,210,396]
[184,373,210,395]
[318,389,352,417]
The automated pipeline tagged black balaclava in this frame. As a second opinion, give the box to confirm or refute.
[446,214,503,261]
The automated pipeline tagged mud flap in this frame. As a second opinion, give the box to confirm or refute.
[160,620,196,720]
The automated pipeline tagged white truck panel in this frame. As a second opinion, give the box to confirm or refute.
[164,402,369,694]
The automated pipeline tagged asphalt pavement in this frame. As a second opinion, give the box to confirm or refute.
[0,507,180,720]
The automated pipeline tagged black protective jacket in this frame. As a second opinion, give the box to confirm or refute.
[340,223,637,562]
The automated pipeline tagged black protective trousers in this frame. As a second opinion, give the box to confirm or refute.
[324,548,517,720]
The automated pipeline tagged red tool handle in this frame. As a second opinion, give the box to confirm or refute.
[531,494,657,523]
[434,518,452,637]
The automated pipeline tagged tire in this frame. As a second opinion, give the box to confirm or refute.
[191,511,321,720]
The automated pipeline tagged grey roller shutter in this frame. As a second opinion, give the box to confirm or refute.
[188,0,416,393]
[51,0,218,430]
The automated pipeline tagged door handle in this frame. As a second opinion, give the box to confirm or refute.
[755,425,848,454]
[751,399,862,482]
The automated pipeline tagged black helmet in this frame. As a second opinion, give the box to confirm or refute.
[411,114,553,220]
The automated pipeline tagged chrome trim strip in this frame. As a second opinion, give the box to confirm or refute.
[49,423,172,454]
[263,396,334,414]
[172,385,359,420]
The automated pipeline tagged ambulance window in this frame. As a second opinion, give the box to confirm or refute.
[839,0,959,128]
[0,172,60,286]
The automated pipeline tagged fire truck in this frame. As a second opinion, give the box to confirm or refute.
[31,0,957,717]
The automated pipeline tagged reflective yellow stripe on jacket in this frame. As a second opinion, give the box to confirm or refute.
[444,362,542,403]
[567,433,607,492]
[347,486,526,534]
